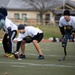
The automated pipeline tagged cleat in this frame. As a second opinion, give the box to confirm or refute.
[38,55,44,59]
[4,54,8,57]
[9,54,14,58]
[58,57,65,61]
[4,53,10,57]
[19,54,26,58]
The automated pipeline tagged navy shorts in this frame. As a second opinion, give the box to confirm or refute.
[23,33,43,43]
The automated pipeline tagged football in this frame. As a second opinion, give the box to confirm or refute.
[14,52,19,59]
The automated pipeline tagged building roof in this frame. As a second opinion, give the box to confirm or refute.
[0,0,10,7]
[0,0,75,11]
[53,10,75,15]
[50,0,75,10]
[7,0,34,10]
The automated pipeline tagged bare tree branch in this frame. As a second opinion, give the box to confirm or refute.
[22,0,62,25]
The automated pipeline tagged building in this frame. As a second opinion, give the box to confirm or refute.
[0,0,75,25]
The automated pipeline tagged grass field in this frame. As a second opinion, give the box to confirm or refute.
[0,42,75,75]
[37,25,62,39]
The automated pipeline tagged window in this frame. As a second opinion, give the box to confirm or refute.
[14,13,20,20]
[37,14,41,22]
[45,14,50,24]
[22,14,27,22]
[45,14,50,20]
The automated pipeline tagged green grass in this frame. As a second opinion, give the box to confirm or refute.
[0,25,62,39]
[36,25,61,39]
[0,42,75,75]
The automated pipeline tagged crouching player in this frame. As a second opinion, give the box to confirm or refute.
[13,24,44,60]
[59,10,75,61]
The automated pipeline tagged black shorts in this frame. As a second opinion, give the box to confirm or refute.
[23,33,43,43]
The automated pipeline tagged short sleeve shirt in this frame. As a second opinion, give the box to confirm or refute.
[59,16,75,30]
[5,18,17,31]
[17,26,43,41]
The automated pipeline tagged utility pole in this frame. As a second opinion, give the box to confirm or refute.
[63,0,66,11]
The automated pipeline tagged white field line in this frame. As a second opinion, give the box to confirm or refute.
[0,61,75,68]
[11,65,25,68]
[26,53,75,57]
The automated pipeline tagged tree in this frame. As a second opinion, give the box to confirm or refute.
[22,0,62,25]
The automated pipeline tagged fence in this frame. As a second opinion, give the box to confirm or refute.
[11,18,57,26]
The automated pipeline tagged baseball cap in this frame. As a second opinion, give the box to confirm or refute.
[63,10,70,16]
[18,24,25,30]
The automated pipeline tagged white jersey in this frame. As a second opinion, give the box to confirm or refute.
[17,26,43,41]
[59,16,75,31]
[5,17,17,31]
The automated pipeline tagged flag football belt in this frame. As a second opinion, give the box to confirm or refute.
[64,26,73,31]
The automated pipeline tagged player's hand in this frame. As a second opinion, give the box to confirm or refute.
[13,38,18,42]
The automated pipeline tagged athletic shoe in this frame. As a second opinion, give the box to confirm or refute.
[4,53,10,57]
[38,55,44,59]
[4,53,8,57]
[19,54,26,58]
[58,57,65,61]
[9,54,14,58]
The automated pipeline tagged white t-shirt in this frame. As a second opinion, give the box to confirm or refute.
[5,17,17,31]
[59,16,75,30]
[17,26,43,41]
